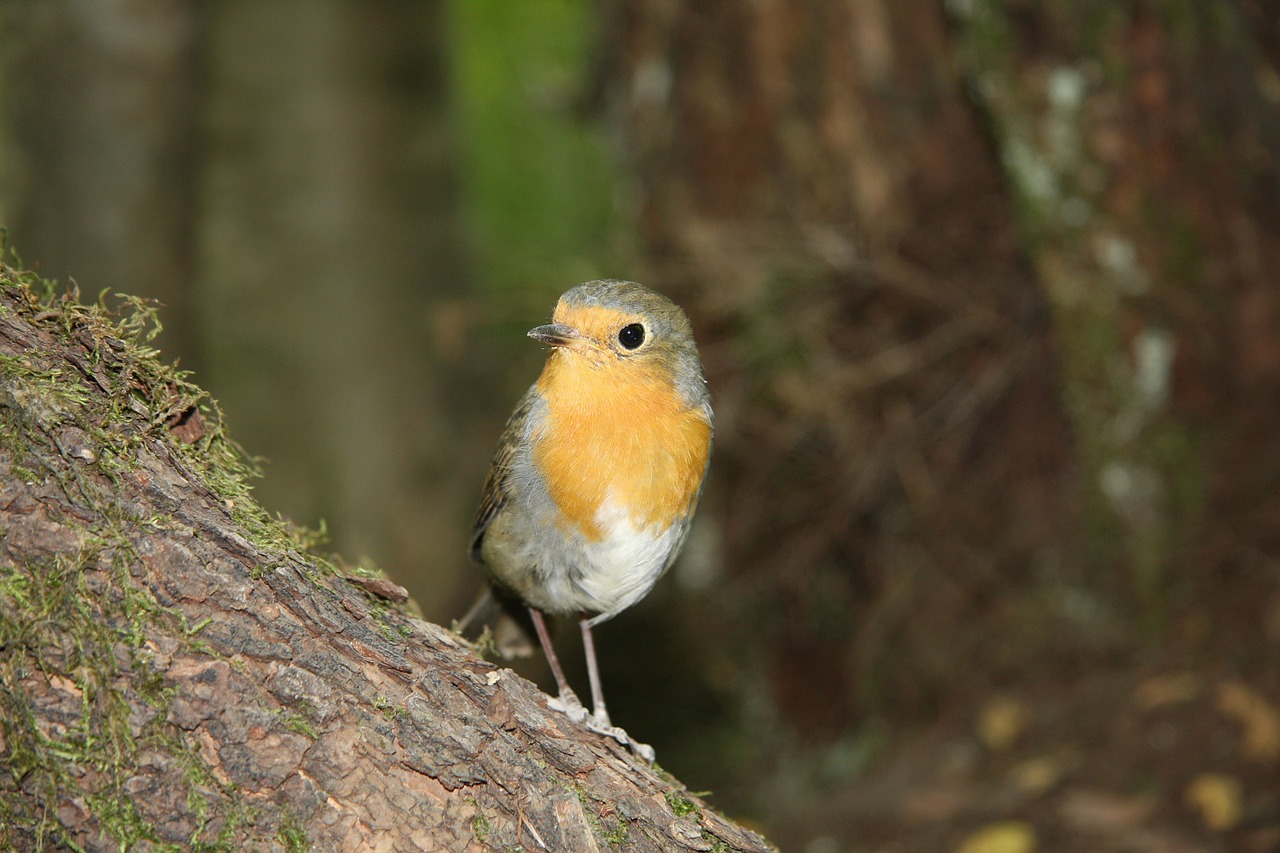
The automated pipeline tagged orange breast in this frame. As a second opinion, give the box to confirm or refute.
[532,350,711,541]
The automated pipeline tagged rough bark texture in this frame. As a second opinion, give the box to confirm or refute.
[0,269,773,852]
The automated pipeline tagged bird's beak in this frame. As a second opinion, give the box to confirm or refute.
[528,322,585,349]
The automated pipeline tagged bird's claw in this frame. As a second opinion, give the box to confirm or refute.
[545,694,656,761]
[547,691,590,724]
[585,715,656,763]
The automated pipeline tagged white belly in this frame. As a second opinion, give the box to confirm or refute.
[512,495,680,621]
[575,497,680,624]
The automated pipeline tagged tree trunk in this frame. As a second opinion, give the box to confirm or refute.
[0,0,205,367]
[953,0,1280,613]
[0,269,772,852]
[198,0,477,601]
[598,1,1280,844]
[598,0,1068,738]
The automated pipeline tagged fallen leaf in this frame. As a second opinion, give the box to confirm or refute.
[902,785,970,822]
[1184,773,1243,830]
[955,820,1036,853]
[1217,681,1280,762]
[1133,672,1201,709]
[1059,788,1156,831]
[1008,756,1065,796]
[978,696,1027,752]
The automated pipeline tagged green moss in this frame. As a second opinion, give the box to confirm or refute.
[569,782,630,848]
[276,813,309,852]
[665,790,700,819]
[468,625,500,660]
[0,550,170,850]
[0,539,258,849]
[277,710,319,740]
[0,265,356,848]
[467,798,491,842]
[372,614,399,643]
[0,353,93,415]
[5,267,421,599]
[372,695,407,721]
[601,821,629,846]
[85,790,177,851]
[136,664,180,709]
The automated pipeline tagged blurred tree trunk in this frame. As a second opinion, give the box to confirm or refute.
[953,0,1280,612]
[598,0,1280,841]
[601,0,1064,731]
[0,0,205,366]
[199,0,474,608]
[0,1,479,619]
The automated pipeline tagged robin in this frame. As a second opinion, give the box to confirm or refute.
[466,279,713,759]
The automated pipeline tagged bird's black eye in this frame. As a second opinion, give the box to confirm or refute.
[617,323,646,350]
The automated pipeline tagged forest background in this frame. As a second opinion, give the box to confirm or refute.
[3,2,1280,850]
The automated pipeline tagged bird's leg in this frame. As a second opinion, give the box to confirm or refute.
[579,613,656,762]
[579,613,611,728]
[529,607,587,723]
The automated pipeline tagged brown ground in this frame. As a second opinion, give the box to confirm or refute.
[759,566,1280,852]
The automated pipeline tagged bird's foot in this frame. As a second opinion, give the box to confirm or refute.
[546,692,655,761]
[585,710,655,763]
[546,689,590,724]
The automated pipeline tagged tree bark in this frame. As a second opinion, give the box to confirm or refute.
[0,269,772,852]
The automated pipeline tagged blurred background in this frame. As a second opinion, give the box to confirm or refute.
[3,1,1280,850]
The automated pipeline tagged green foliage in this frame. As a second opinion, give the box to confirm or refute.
[451,0,625,313]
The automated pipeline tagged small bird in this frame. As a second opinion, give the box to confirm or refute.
[467,279,713,758]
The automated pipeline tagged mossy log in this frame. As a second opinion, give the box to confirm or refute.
[0,267,772,853]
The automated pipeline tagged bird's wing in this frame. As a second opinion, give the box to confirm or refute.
[469,386,537,562]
